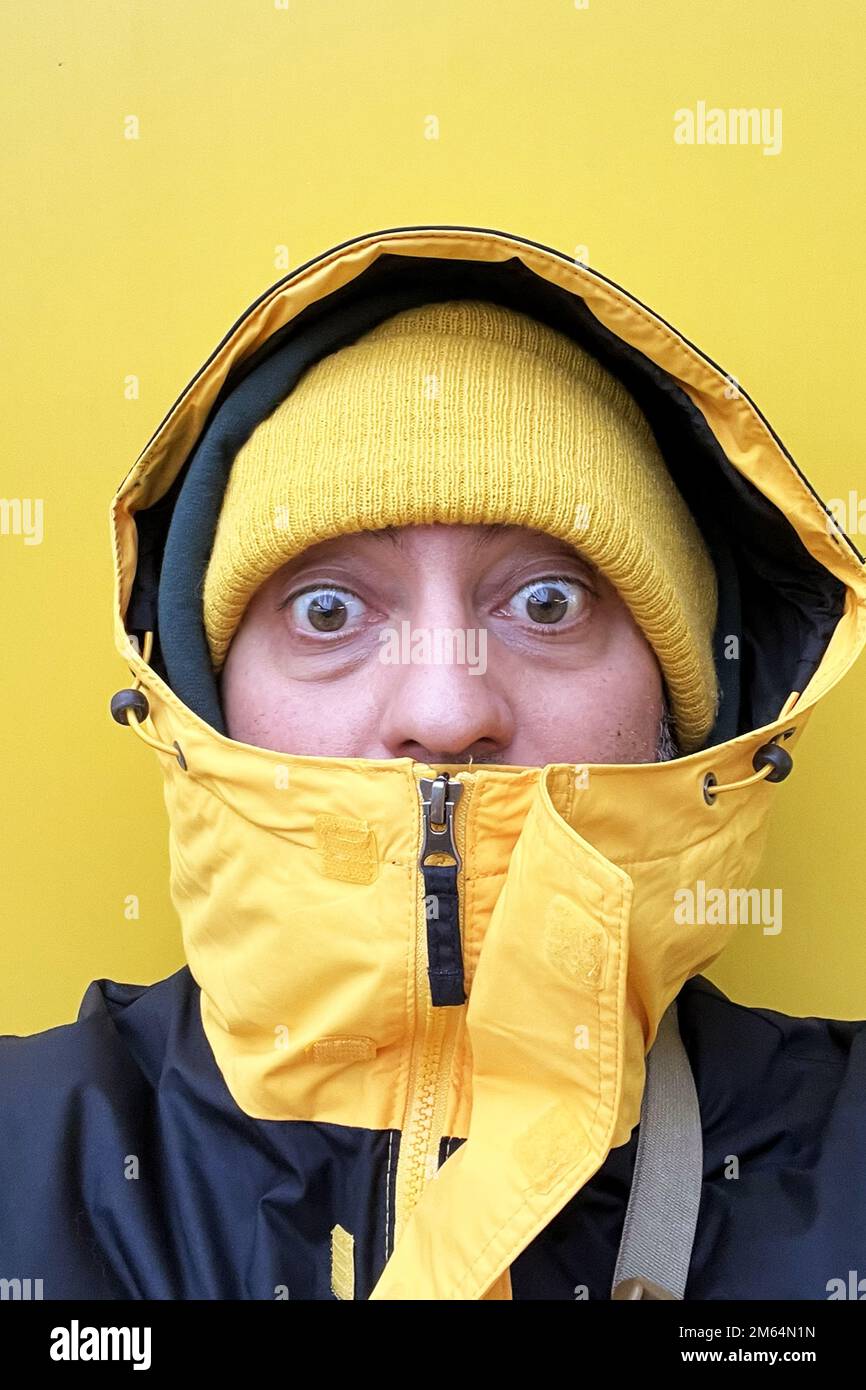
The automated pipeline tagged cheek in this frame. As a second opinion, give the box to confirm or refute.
[602,627,664,718]
[220,617,381,757]
[218,615,303,751]
[220,624,284,748]
[508,623,664,762]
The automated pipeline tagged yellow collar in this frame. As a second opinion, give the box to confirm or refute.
[144,698,776,1297]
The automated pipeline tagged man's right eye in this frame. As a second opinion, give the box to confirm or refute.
[285,585,366,636]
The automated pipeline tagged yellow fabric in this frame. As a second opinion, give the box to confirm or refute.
[202,299,719,752]
[152,732,783,1298]
[110,226,866,1300]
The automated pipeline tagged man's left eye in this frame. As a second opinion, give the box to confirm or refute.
[505,577,588,627]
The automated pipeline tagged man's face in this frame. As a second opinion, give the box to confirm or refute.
[220,523,667,765]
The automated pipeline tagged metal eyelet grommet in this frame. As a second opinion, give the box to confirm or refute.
[702,772,718,806]
[110,688,150,725]
[752,741,794,783]
[173,741,188,772]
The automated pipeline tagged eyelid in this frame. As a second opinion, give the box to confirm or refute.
[277,580,364,611]
[510,571,596,599]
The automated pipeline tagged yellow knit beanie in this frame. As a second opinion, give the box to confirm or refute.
[203,299,718,752]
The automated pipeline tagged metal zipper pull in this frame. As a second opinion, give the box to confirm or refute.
[418,774,466,1007]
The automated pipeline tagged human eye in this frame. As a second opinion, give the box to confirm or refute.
[280,583,368,638]
[500,574,594,633]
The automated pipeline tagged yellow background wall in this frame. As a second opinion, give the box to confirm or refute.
[1,0,864,1033]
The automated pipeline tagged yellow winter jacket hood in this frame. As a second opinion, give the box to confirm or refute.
[109,224,866,1300]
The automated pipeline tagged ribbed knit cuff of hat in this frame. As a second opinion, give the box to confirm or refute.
[202,299,719,753]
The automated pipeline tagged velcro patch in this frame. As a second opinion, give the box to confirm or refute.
[306,1036,377,1064]
[330,1223,355,1300]
[314,814,378,884]
[543,894,606,992]
[514,1101,588,1194]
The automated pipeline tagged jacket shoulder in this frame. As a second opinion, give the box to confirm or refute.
[678,976,866,1298]
[0,968,201,1297]
[677,973,866,1129]
[0,965,199,1104]
[678,973,866,1057]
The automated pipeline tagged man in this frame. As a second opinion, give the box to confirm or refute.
[2,225,865,1300]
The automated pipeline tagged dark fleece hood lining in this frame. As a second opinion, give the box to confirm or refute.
[128,252,844,750]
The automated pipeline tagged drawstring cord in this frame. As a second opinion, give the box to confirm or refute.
[110,633,800,798]
[109,631,187,768]
[703,690,800,803]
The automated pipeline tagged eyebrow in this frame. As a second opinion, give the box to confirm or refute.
[368,526,402,549]
[369,522,592,564]
[368,524,590,569]
[369,523,511,550]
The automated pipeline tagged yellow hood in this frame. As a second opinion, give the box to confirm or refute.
[109,225,866,1300]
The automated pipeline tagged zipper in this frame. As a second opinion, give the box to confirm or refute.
[418,773,467,1006]
[391,770,474,1249]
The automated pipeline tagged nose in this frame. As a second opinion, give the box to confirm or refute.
[376,629,514,763]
